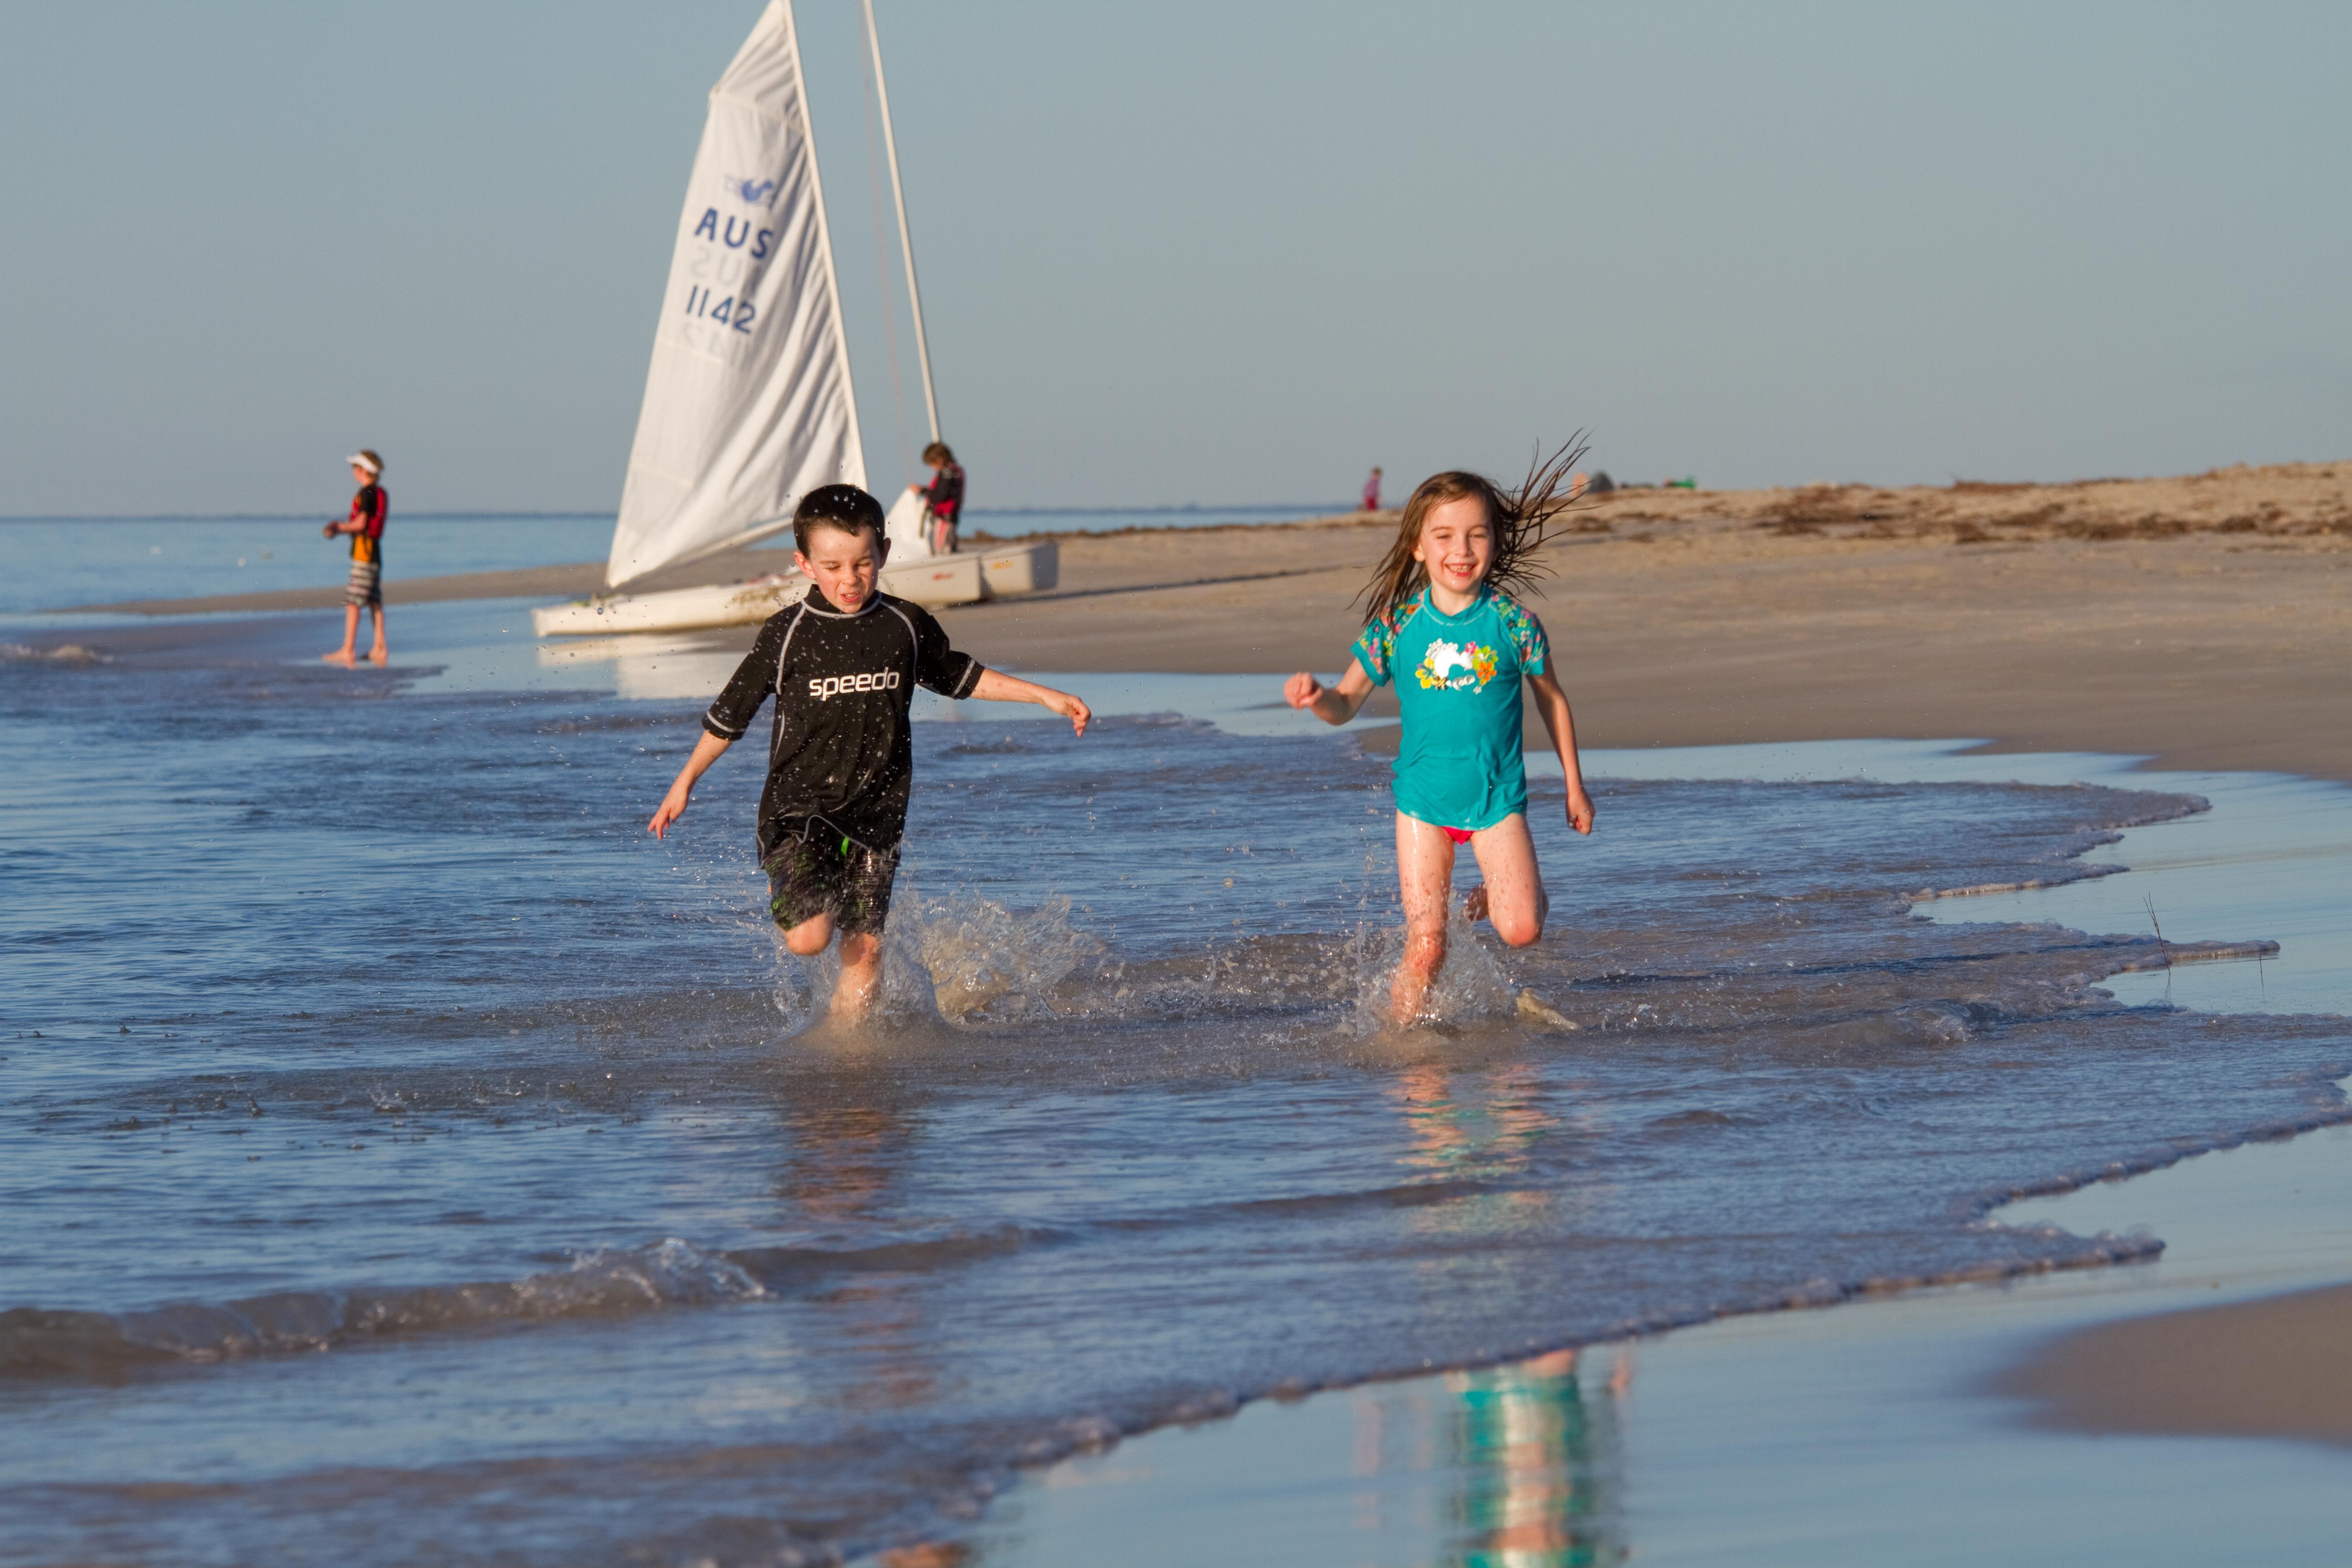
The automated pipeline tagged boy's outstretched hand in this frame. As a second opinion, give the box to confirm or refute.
[648,778,692,839]
[649,731,733,839]
[1042,689,1092,737]
[969,669,1091,735]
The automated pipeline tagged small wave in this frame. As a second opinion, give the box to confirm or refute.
[3,1239,759,1381]
[2109,937,2282,972]
[0,641,109,664]
[0,1227,1073,1382]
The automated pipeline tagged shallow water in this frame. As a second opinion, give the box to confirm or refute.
[3,607,2348,1565]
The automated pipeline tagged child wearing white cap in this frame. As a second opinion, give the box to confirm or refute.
[323,449,389,666]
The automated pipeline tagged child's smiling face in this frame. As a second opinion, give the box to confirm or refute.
[795,522,886,612]
[1414,496,1495,598]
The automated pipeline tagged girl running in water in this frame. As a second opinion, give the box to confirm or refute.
[1285,449,1596,1023]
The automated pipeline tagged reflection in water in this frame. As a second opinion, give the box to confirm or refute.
[1441,1348,1627,1567]
[1381,1063,1628,1564]
[1343,1344,1630,1568]
[779,1088,940,1414]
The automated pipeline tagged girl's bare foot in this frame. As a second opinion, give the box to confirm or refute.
[1463,885,1489,923]
[323,650,356,666]
[1388,972,1430,1027]
[366,647,389,666]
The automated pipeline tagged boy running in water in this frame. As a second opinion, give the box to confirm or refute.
[323,450,389,665]
[649,484,1089,1023]
[1285,451,1596,1024]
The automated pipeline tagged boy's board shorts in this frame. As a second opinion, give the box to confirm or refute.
[346,557,383,608]
[763,830,901,936]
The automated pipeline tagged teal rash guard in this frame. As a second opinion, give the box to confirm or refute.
[1350,585,1551,833]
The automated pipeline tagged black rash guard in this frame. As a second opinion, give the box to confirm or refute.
[702,587,982,858]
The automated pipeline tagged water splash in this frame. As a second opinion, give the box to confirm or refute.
[899,889,1103,1023]
[1351,905,1524,1034]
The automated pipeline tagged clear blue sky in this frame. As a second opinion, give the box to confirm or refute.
[2,1,2345,514]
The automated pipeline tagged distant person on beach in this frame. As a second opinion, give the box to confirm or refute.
[1362,466,1383,511]
[647,484,1089,1024]
[322,450,388,666]
[919,441,964,554]
[1284,451,1595,1024]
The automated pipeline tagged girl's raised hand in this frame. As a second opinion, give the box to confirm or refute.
[1283,671,1325,710]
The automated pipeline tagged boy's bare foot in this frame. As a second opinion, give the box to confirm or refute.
[1463,886,1489,923]
[828,983,880,1024]
[323,650,356,666]
[366,647,389,666]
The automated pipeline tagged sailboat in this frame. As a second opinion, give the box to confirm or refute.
[531,0,1053,639]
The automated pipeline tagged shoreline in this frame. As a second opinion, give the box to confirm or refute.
[35,461,2352,785]
[951,743,2352,1567]
[16,510,2352,1558]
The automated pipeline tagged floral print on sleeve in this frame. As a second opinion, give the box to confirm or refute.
[1349,597,1421,686]
[1493,592,1548,677]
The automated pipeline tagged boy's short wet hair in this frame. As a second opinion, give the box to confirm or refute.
[921,441,956,466]
[793,484,886,554]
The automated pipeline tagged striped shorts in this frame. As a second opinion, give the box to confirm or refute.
[345,557,382,608]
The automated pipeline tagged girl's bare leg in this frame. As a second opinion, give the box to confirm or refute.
[1466,813,1547,947]
[1392,813,1458,1022]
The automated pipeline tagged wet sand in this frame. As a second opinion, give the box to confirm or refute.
[2000,1281,2352,1447]
[61,461,2352,783]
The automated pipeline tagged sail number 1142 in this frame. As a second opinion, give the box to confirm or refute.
[682,286,757,334]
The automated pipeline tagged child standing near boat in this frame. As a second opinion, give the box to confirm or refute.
[648,484,1088,1024]
[323,450,389,666]
[1285,454,1595,1023]
[919,441,965,554]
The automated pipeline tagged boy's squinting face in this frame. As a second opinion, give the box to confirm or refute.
[795,523,886,611]
[351,465,374,486]
[1415,496,1495,597]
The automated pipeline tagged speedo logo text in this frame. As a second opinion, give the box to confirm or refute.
[808,670,903,701]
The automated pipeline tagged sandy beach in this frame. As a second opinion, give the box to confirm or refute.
[2004,1279,2352,1448]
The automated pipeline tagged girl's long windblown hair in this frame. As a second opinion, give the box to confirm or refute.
[1355,437,1589,627]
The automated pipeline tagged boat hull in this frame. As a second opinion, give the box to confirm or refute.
[529,544,1051,638]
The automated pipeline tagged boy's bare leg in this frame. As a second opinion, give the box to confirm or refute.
[1465,813,1547,947]
[366,607,388,665]
[782,912,885,1023]
[831,931,884,1021]
[782,911,835,959]
[1392,813,1458,1023]
[324,604,360,664]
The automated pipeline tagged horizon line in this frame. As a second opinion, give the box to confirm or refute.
[0,502,1355,524]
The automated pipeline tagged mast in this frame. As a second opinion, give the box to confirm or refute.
[860,0,940,444]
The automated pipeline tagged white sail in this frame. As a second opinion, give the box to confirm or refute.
[606,0,864,589]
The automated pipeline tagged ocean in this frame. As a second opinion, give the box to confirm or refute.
[3,564,2348,1565]
[0,507,1342,616]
